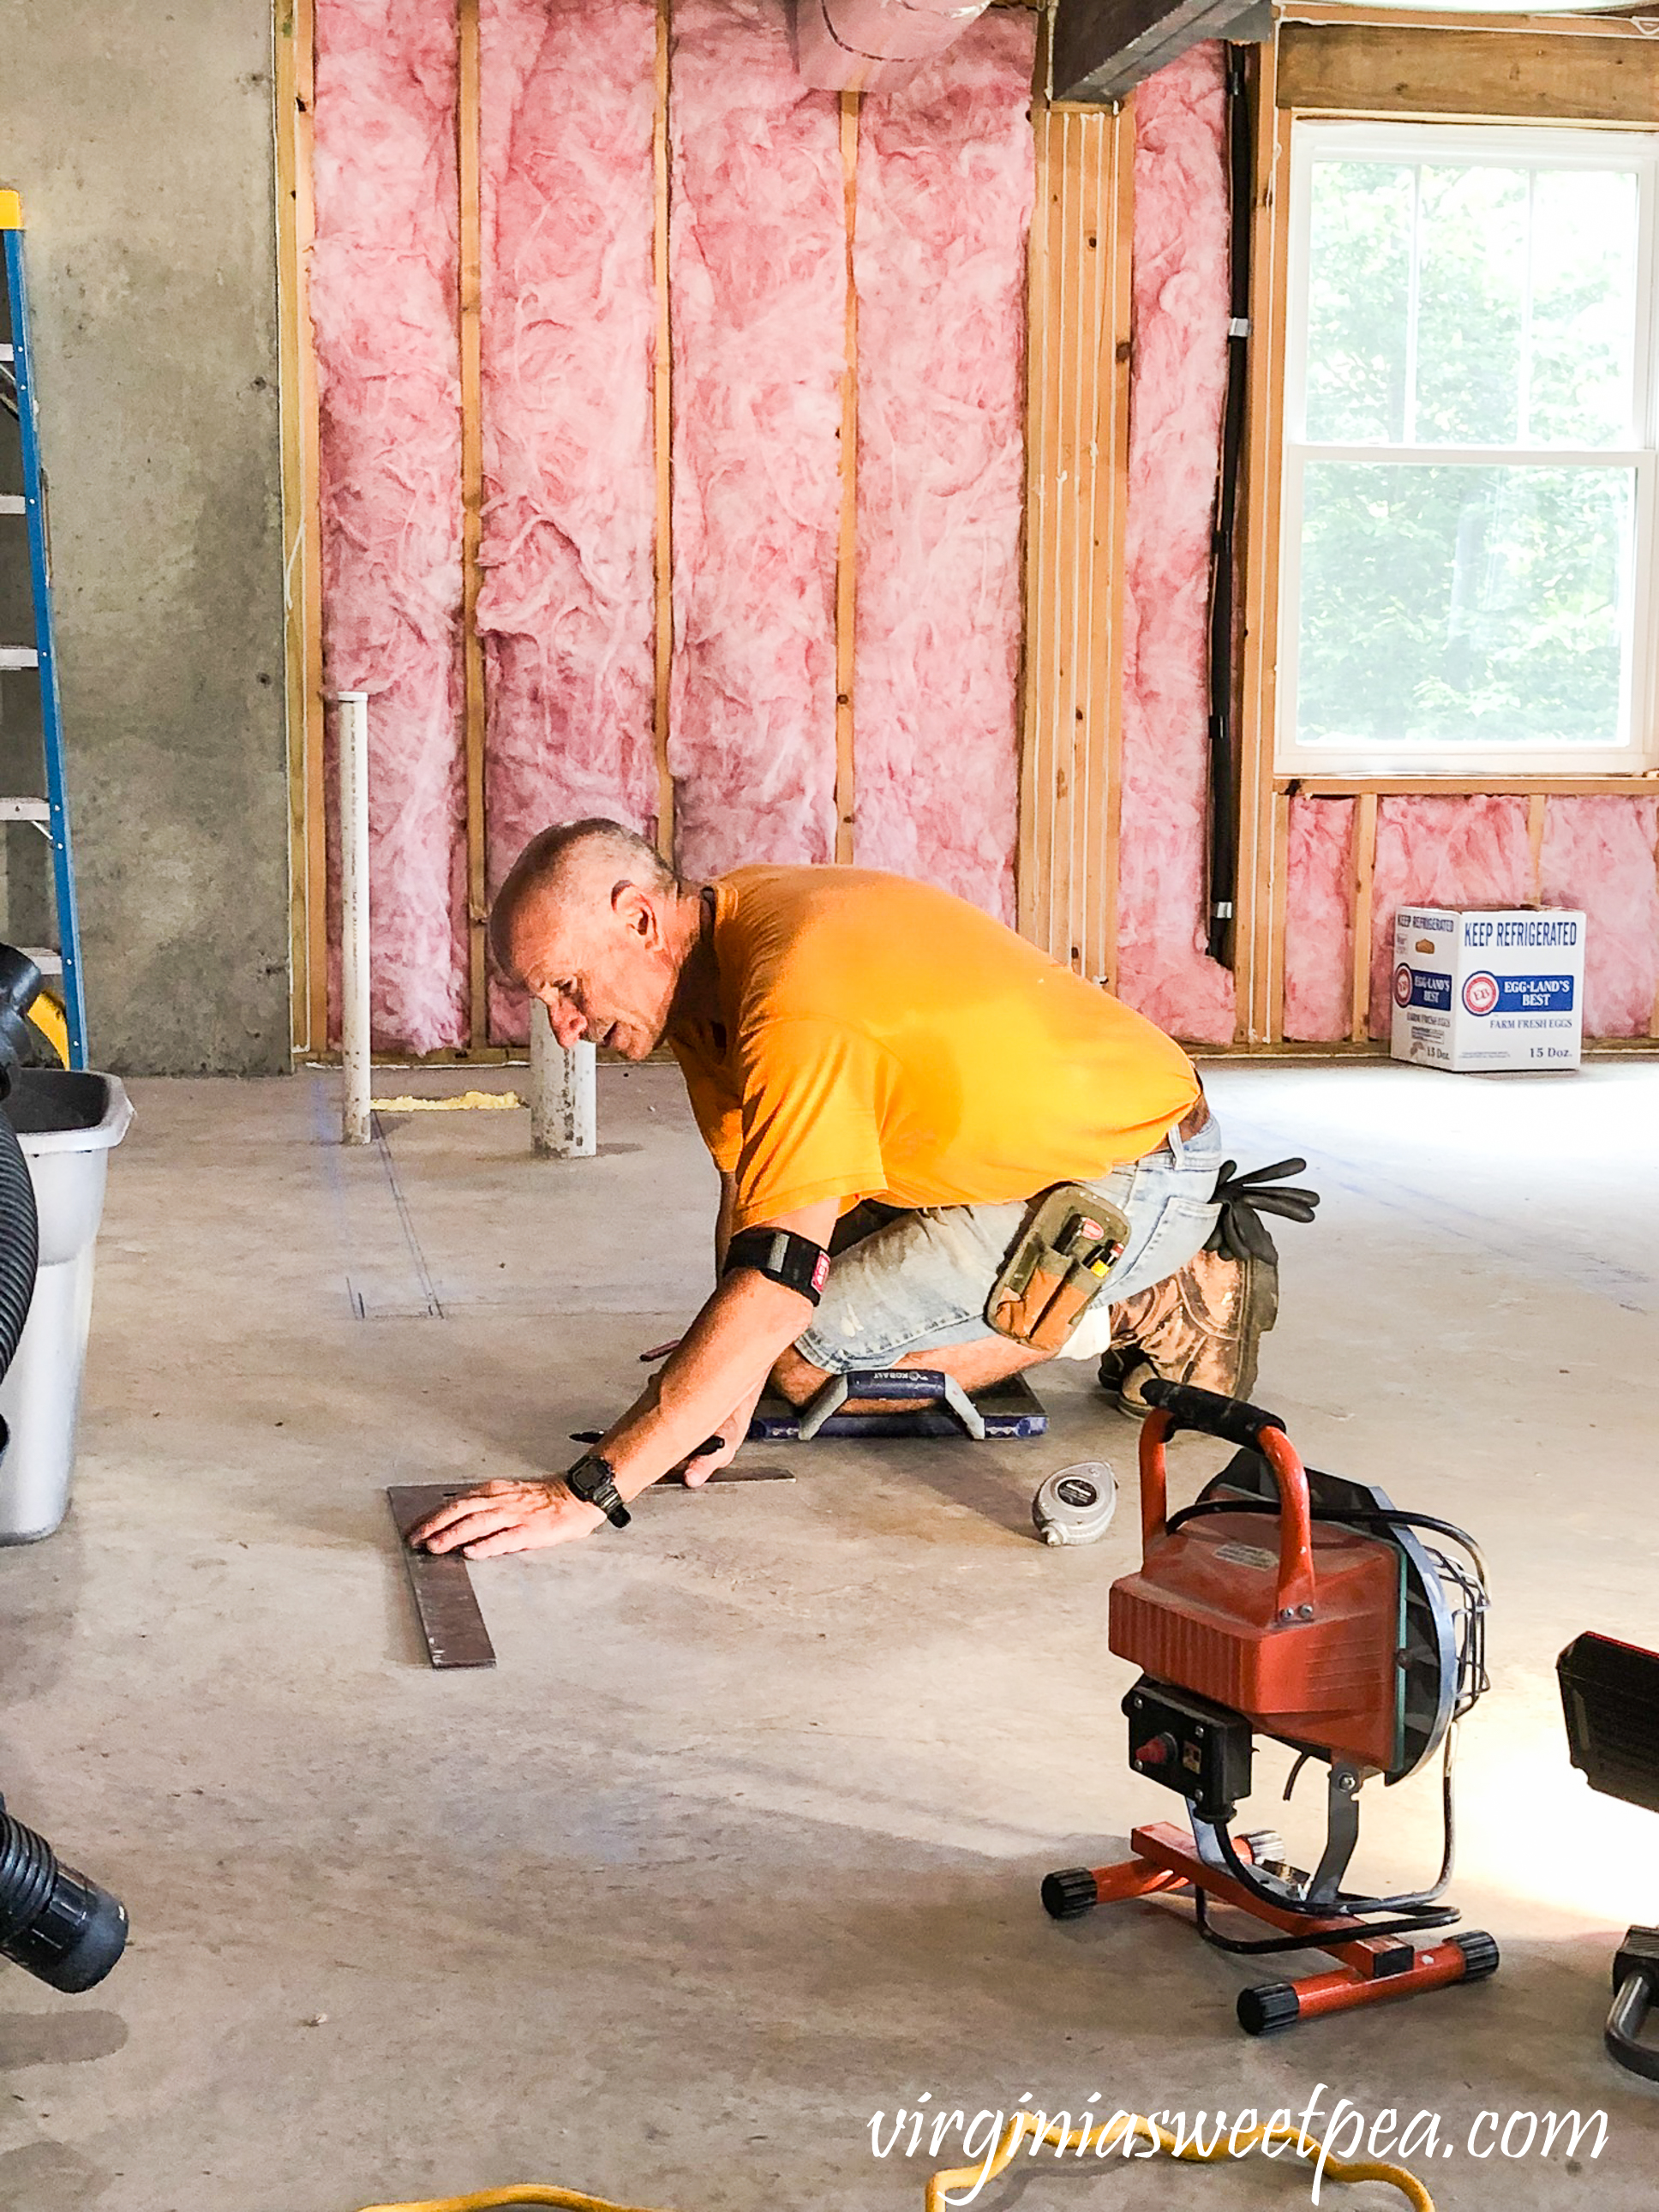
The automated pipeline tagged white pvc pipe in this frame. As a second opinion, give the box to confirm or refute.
[338,690,372,1148]
[530,998,596,1159]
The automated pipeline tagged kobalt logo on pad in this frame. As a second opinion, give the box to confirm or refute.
[1462,970,1500,1016]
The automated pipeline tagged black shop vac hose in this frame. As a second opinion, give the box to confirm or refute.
[0,943,129,1991]
[0,1094,38,1382]
[0,941,45,1388]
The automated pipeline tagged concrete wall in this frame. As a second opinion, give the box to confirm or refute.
[0,0,289,1073]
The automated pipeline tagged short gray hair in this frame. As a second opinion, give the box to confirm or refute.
[489,819,676,970]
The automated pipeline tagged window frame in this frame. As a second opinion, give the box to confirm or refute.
[1275,116,1659,778]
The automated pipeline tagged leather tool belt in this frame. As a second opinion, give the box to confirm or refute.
[986,1184,1132,1352]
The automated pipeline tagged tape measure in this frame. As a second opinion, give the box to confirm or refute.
[1033,1461,1117,1547]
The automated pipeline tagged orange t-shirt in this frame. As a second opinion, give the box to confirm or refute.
[668,866,1200,1233]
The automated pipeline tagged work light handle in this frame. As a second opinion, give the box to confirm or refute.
[1140,1380,1286,1453]
[1136,1382,1317,1617]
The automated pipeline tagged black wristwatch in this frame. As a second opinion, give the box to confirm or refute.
[562,1451,632,1530]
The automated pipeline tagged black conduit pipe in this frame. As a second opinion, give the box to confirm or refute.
[1205,43,1255,968]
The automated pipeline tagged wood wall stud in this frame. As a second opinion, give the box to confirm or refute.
[1527,792,1547,906]
[458,0,488,1045]
[1018,87,1133,985]
[652,0,676,866]
[1349,789,1378,1045]
[835,89,860,866]
[1235,43,1291,1046]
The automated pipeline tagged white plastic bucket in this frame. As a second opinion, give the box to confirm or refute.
[0,1069,132,1542]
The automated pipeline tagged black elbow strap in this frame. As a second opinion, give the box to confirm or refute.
[723,1226,831,1305]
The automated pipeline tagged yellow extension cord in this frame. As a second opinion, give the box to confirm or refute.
[353,2108,1434,2212]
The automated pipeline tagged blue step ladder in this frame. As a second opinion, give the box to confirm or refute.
[0,189,85,1069]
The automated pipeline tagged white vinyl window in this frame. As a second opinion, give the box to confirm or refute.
[1278,120,1659,775]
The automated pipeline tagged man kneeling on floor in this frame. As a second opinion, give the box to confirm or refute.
[413,821,1294,1559]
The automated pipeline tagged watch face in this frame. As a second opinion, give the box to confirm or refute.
[566,1454,628,1525]
[566,1454,608,1499]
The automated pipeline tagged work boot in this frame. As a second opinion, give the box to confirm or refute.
[1097,1244,1279,1416]
[1097,1154,1319,1415]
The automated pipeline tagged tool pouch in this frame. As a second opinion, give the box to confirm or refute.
[987,1184,1132,1352]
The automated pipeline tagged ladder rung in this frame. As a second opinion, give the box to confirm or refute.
[0,646,38,669]
[0,797,49,821]
[0,345,12,363]
[0,495,21,515]
[20,948,62,978]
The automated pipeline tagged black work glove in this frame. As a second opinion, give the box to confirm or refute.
[1206,1157,1321,1267]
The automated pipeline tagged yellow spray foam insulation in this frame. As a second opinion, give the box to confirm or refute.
[373,1091,524,1113]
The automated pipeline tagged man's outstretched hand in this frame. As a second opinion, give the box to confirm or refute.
[406,1309,787,1557]
[410,1478,604,1558]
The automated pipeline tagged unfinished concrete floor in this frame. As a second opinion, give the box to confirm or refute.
[0,1058,1656,2211]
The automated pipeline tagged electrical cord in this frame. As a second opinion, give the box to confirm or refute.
[350,2110,1438,2212]
[1205,1732,1465,1924]
[1193,1885,1457,1956]
[356,2191,665,2211]
[1274,1727,1461,1909]
[1207,1812,1462,1934]
[925,2109,1434,2212]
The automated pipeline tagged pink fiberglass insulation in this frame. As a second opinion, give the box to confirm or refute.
[1282,798,1355,1043]
[1114,45,1235,1045]
[1365,795,1530,1037]
[313,0,467,1053]
[668,0,844,882]
[477,0,658,1042]
[1541,797,1659,1037]
[852,8,1034,923]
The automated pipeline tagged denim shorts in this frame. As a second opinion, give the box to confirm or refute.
[794,1114,1225,1373]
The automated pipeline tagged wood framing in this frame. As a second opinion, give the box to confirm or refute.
[1234,38,1291,1045]
[835,91,860,866]
[457,0,488,1045]
[276,0,326,1058]
[1018,93,1135,987]
[1285,775,1659,797]
[1281,4,1656,38]
[1349,788,1377,1043]
[652,0,676,866]
[1267,786,1291,1041]
[1277,21,1659,124]
[1526,791,1546,906]
[286,0,1122,1055]
[284,2,1658,1064]
[1229,16,1659,1053]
